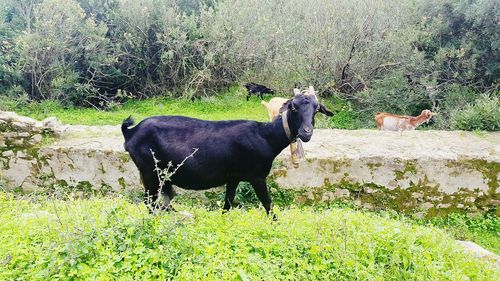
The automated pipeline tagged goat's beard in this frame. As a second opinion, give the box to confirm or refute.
[298,134,312,142]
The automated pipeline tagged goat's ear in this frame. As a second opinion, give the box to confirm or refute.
[280,100,292,114]
[279,99,294,114]
[318,104,334,116]
[293,88,301,96]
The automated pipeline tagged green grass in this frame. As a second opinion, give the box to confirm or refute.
[0,88,363,128]
[0,192,498,280]
[0,89,268,126]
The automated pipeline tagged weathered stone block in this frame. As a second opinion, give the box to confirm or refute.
[2,150,15,158]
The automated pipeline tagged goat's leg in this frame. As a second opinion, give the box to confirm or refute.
[250,179,276,219]
[223,181,239,212]
[246,92,251,101]
[140,171,161,213]
[160,182,176,212]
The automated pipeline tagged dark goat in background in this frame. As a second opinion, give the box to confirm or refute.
[244,82,275,101]
[122,91,333,216]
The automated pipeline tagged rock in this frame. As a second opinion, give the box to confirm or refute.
[456,241,500,267]
[421,202,434,210]
[11,122,29,131]
[487,199,500,206]
[42,117,62,131]
[413,212,425,219]
[333,188,350,198]
[33,122,44,131]
[0,111,19,122]
[18,132,30,138]
[465,197,476,203]
[12,139,24,146]
[437,203,452,209]
[412,192,423,200]
[365,187,377,194]
[2,132,18,139]
[428,196,443,202]
[320,191,335,202]
[304,190,315,200]
[457,203,465,208]
[2,150,15,158]
[30,134,43,144]
[3,158,35,187]
[16,116,37,125]
[361,203,374,210]
[21,181,38,192]
[16,150,28,158]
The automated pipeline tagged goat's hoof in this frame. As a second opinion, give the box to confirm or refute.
[165,205,176,212]
[271,214,278,222]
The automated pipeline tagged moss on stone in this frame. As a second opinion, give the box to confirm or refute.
[118,152,130,164]
[118,177,127,189]
[366,162,382,171]
[98,163,106,174]
[393,160,418,181]
[277,172,497,218]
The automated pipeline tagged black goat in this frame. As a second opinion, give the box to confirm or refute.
[244,82,275,101]
[122,91,332,216]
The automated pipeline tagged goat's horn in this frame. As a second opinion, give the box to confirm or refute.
[306,86,318,101]
[293,88,301,96]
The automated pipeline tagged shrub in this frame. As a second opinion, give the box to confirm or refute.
[450,94,500,131]
[355,72,432,117]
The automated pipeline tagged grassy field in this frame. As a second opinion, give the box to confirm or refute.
[0,88,366,128]
[0,93,268,126]
[0,192,498,280]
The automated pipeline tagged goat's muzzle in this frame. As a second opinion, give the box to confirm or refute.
[298,128,313,142]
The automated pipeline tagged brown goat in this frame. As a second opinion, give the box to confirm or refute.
[375,110,436,131]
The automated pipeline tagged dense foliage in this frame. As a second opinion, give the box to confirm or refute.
[0,0,498,129]
[1,192,498,280]
[450,95,500,131]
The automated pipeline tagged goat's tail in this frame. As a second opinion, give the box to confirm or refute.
[121,115,135,140]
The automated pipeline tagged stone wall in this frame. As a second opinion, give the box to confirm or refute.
[1,111,498,217]
[273,130,499,217]
[0,112,138,193]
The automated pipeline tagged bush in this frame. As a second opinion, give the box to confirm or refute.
[429,84,477,129]
[450,94,500,131]
[355,72,432,117]
[0,0,497,113]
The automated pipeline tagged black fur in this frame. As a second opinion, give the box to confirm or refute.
[122,94,332,215]
[244,82,275,101]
